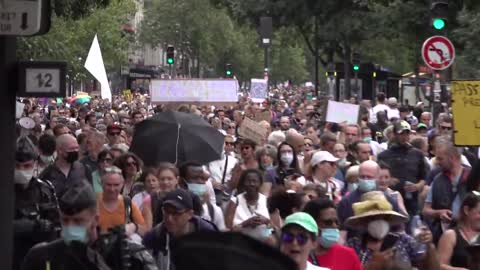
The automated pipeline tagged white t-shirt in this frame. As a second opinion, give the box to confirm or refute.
[371,104,390,123]
[306,261,330,270]
[201,203,226,231]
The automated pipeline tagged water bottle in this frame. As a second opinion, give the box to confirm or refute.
[410,215,427,254]
[405,181,413,200]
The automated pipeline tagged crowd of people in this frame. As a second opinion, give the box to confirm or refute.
[13,88,480,270]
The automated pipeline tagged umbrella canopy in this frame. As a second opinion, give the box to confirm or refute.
[172,232,297,270]
[69,94,91,104]
[130,110,224,166]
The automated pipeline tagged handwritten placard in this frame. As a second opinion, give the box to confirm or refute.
[253,111,272,123]
[250,78,268,103]
[325,101,360,125]
[451,81,480,145]
[150,79,238,104]
[238,118,267,145]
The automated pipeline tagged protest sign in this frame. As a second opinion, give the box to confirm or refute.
[451,80,480,145]
[238,118,267,145]
[16,102,25,119]
[253,111,272,123]
[325,100,360,125]
[123,89,133,102]
[150,79,238,104]
[250,78,268,103]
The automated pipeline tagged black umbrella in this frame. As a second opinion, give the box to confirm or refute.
[130,110,224,166]
[172,232,297,270]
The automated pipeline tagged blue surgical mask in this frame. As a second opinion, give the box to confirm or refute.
[363,137,372,143]
[358,179,376,192]
[280,153,294,166]
[318,228,340,248]
[187,183,208,197]
[62,225,88,244]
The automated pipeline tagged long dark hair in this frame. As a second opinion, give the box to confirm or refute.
[276,142,301,174]
[459,193,480,223]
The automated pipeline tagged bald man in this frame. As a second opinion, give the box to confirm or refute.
[40,134,91,196]
[337,160,403,242]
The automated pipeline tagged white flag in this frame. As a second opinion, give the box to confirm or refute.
[84,34,112,101]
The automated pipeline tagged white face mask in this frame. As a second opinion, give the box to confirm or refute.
[280,153,294,166]
[15,169,34,185]
[367,219,390,240]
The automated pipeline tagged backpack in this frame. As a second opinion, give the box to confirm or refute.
[123,196,134,223]
[207,202,215,224]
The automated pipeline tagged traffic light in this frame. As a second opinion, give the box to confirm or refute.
[166,45,174,65]
[352,52,360,72]
[225,64,233,78]
[430,0,448,30]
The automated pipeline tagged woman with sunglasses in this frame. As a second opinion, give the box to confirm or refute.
[113,152,143,198]
[279,212,329,270]
[303,199,362,270]
[91,149,115,193]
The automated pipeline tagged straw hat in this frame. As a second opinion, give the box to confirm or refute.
[345,191,408,229]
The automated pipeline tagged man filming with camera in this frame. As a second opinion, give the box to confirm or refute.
[14,137,59,270]
[21,183,157,270]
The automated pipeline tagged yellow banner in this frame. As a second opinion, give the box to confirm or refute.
[451,81,480,145]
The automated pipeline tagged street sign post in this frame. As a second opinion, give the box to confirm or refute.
[0,0,50,36]
[422,35,455,70]
[17,61,67,97]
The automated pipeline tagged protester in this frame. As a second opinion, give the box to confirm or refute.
[225,169,272,240]
[97,167,146,237]
[113,152,143,197]
[437,192,480,270]
[264,142,305,195]
[92,149,114,193]
[378,120,428,216]
[346,191,438,270]
[36,134,56,176]
[40,134,91,196]
[309,151,343,201]
[279,212,330,270]
[143,189,218,270]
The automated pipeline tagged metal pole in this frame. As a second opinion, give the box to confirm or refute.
[354,71,358,99]
[314,15,319,98]
[0,35,16,270]
[264,46,268,74]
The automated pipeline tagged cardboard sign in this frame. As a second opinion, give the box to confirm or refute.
[253,111,272,123]
[250,78,268,102]
[325,100,360,125]
[150,79,238,104]
[451,80,480,145]
[123,89,133,102]
[238,118,267,145]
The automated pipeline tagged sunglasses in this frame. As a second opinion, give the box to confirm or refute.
[225,142,235,146]
[305,143,312,147]
[127,161,138,167]
[228,126,235,129]
[320,219,339,226]
[241,146,252,150]
[440,125,452,130]
[281,232,309,245]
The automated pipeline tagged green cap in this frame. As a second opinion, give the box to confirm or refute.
[417,123,428,130]
[283,212,318,236]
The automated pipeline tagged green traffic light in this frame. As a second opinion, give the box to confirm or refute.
[226,70,232,76]
[353,65,360,71]
[433,18,445,30]
[167,58,174,64]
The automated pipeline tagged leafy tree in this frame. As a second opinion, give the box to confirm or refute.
[17,0,136,84]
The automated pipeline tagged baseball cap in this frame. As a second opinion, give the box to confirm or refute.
[387,97,398,106]
[310,151,339,167]
[107,124,122,134]
[417,123,428,130]
[283,212,318,236]
[162,189,194,211]
[59,182,97,215]
[393,120,411,134]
